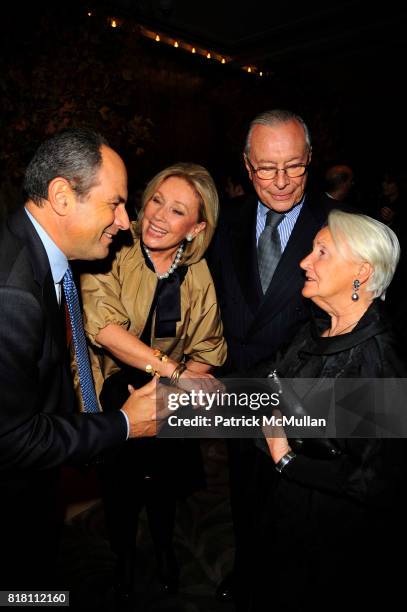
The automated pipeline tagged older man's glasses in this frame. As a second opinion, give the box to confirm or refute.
[246,158,309,180]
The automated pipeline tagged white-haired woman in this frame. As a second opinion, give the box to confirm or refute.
[249,210,407,611]
[80,163,226,600]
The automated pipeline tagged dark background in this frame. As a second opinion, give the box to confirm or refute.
[1,0,406,213]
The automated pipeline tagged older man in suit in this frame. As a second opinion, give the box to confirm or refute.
[208,109,333,605]
[0,128,159,590]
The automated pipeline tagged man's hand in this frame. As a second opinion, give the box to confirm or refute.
[121,377,163,438]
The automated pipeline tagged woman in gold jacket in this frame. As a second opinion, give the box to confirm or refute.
[81,162,226,601]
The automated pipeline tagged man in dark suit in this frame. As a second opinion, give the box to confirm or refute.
[208,109,332,605]
[0,129,159,590]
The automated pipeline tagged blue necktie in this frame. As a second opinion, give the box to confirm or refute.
[63,266,99,413]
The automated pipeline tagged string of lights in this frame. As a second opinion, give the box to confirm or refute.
[86,9,268,78]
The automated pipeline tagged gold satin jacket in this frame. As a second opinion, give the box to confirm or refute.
[80,227,226,400]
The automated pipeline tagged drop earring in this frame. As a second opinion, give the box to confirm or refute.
[351,279,360,301]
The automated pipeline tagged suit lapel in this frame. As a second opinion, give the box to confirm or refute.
[228,195,263,312]
[8,208,66,355]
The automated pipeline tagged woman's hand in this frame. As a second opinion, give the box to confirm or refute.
[182,368,214,380]
[177,366,217,395]
[264,409,291,463]
[266,437,291,464]
[184,360,214,376]
[166,362,226,403]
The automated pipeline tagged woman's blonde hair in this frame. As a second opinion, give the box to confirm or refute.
[136,162,219,264]
[328,209,400,300]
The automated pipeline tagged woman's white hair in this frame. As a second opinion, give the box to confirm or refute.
[328,209,400,300]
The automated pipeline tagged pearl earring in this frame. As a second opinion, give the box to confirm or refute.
[351,279,360,301]
[186,234,193,242]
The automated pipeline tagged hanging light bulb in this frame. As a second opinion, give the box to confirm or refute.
[206,52,211,59]
[191,47,196,54]
[221,58,226,64]
[174,41,179,48]
[111,19,117,28]
[155,34,160,42]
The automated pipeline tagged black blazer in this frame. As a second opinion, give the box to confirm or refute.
[208,193,332,372]
[0,208,127,475]
[0,207,130,588]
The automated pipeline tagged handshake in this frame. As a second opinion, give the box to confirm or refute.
[119,372,224,439]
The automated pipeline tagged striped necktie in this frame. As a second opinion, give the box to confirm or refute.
[257,210,285,293]
[63,266,99,413]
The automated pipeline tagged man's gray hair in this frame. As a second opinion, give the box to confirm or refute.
[244,109,311,156]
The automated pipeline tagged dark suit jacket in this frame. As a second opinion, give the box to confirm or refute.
[208,193,332,373]
[0,207,127,587]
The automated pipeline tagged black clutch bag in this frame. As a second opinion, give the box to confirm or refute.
[288,437,341,459]
[267,370,342,460]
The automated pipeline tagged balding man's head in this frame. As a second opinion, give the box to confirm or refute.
[325,164,354,201]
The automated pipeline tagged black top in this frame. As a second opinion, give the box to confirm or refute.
[255,299,406,379]
[249,299,407,610]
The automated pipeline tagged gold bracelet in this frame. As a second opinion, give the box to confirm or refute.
[152,348,169,363]
[169,362,187,386]
[145,349,168,377]
[145,364,161,378]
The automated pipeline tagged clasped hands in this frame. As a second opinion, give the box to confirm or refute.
[121,368,224,439]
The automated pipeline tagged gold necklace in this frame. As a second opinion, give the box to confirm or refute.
[328,319,360,337]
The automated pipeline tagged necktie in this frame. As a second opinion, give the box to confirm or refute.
[257,210,285,293]
[63,266,99,413]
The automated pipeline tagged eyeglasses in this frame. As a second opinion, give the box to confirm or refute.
[246,157,309,180]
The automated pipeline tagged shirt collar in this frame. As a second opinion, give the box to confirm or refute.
[24,207,68,284]
[257,193,306,219]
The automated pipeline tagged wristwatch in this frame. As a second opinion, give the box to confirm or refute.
[275,451,297,473]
